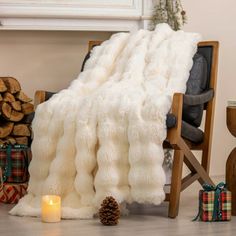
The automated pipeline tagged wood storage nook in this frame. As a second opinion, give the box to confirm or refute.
[0,77,34,146]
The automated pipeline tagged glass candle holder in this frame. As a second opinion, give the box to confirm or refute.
[41,195,61,223]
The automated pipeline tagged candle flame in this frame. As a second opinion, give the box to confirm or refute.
[49,199,53,205]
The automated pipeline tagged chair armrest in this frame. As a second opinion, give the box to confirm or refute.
[34,90,56,108]
[183,89,214,106]
[167,93,183,144]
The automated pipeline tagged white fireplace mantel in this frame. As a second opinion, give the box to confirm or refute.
[0,0,158,31]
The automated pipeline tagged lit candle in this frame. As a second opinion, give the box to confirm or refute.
[41,195,61,223]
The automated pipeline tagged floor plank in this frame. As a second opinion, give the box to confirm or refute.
[0,176,235,236]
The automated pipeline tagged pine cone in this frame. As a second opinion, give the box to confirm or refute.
[99,196,120,226]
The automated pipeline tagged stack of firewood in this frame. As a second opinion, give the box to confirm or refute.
[0,77,34,146]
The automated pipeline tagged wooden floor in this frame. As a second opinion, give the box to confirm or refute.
[0,177,235,236]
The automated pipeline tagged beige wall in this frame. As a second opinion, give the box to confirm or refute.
[0,31,112,98]
[0,0,235,176]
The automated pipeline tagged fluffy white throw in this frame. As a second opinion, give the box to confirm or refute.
[10,24,201,219]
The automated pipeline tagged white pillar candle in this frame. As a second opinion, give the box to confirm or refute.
[41,195,61,223]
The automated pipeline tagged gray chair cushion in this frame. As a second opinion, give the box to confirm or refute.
[166,116,204,143]
[183,89,213,106]
[182,53,208,127]
[181,121,204,143]
[45,91,57,101]
[166,113,177,128]
[81,51,91,72]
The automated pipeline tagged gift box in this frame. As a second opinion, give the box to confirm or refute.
[194,182,231,221]
[0,182,28,204]
[0,145,31,183]
[0,168,28,204]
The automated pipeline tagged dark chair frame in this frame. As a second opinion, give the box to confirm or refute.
[34,40,219,218]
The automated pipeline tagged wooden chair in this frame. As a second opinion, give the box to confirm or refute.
[166,41,219,218]
[34,40,219,218]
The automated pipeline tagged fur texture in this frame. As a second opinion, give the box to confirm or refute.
[10,24,201,219]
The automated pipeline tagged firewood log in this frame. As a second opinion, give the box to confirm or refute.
[0,102,12,120]
[0,122,14,138]
[15,136,28,145]
[4,136,17,145]
[0,78,7,92]
[15,91,32,103]
[10,110,24,122]
[11,101,21,111]
[0,77,21,94]
[3,92,16,103]
[0,136,17,145]
[0,102,24,122]
[21,103,34,115]
[0,78,33,145]
[12,124,31,137]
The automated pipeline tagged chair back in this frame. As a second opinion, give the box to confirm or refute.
[197,42,219,109]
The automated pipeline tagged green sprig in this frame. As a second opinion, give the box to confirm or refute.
[150,0,187,31]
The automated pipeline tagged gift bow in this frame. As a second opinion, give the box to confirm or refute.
[193,182,226,221]
[202,182,225,192]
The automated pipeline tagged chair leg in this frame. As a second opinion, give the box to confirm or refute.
[202,146,211,174]
[178,138,214,186]
[168,150,184,218]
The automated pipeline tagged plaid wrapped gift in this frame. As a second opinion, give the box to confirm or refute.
[0,183,28,204]
[194,182,231,222]
[0,167,27,204]
[0,145,31,183]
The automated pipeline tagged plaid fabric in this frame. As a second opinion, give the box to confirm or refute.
[0,182,28,204]
[220,191,231,221]
[199,190,231,221]
[200,190,214,221]
[0,146,32,183]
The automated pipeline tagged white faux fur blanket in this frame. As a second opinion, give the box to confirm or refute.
[10,24,201,219]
